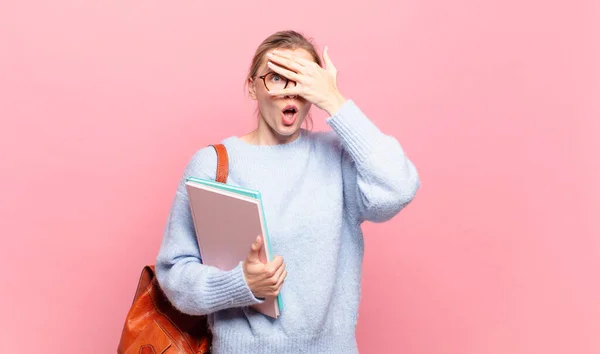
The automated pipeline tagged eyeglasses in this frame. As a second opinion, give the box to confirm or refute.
[257,72,297,92]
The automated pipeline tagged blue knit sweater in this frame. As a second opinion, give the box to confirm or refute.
[155,99,420,353]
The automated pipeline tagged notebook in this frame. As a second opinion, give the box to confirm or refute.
[185,176,282,318]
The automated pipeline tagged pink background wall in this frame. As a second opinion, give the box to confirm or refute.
[1,0,598,353]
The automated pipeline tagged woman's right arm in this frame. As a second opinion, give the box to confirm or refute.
[155,148,264,316]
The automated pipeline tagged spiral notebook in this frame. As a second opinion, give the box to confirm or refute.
[185,176,282,318]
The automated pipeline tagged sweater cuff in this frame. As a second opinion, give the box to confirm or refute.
[325,99,383,164]
[202,261,264,310]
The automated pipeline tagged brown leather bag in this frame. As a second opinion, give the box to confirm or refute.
[117,144,230,354]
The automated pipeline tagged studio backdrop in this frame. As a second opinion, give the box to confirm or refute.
[1,1,598,353]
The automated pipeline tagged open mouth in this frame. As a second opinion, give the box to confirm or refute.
[281,105,298,126]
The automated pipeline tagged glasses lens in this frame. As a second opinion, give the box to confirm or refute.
[264,72,296,91]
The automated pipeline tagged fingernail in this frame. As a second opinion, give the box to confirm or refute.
[267,53,273,57]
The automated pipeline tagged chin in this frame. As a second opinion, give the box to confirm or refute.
[271,120,304,139]
[274,126,299,138]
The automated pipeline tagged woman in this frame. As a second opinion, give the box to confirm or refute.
[155,30,420,353]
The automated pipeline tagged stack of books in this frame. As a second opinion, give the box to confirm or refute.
[185,176,283,318]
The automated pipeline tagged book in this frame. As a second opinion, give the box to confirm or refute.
[185,176,282,318]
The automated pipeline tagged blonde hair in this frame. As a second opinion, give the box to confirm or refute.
[245,30,322,130]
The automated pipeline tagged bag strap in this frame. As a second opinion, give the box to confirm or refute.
[130,145,228,304]
[210,144,229,184]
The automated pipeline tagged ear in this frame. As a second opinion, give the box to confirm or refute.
[248,78,257,100]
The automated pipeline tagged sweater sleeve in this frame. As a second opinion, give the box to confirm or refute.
[326,100,420,223]
[155,147,264,316]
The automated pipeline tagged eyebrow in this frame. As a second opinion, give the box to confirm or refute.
[259,70,277,77]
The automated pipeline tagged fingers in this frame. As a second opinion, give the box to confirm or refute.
[323,46,337,73]
[267,266,284,289]
[269,267,287,296]
[247,235,262,263]
[267,61,302,83]
[266,255,284,272]
[269,50,315,68]
[267,52,306,74]
[257,256,286,296]
[246,254,287,298]
[268,87,302,97]
[275,270,287,289]
[271,259,285,280]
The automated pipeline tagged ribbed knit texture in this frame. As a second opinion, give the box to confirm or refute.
[155,100,420,353]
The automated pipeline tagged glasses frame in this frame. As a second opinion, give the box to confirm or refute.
[257,72,296,92]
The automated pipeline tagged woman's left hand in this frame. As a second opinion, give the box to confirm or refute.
[266,46,347,116]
